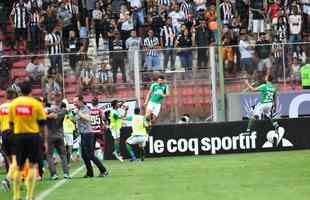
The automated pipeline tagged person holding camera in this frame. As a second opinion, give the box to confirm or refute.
[46,93,70,180]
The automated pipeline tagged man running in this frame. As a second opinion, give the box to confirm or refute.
[144,75,169,125]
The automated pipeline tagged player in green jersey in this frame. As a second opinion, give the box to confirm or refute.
[109,100,127,162]
[245,74,279,134]
[144,75,169,125]
[126,107,149,162]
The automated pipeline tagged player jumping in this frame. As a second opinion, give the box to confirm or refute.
[245,74,279,135]
[144,75,169,125]
[126,107,149,162]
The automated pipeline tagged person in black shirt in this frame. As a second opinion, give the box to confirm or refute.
[255,34,272,77]
[175,27,195,71]
[67,31,79,72]
[195,18,210,69]
[110,32,127,83]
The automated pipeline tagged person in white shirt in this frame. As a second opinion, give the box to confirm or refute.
[288,6,302,53]
[239,33,254,76]
[26,56,46,83]
[168,4,186,36]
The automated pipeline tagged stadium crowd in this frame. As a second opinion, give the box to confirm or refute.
[0,0,309,93]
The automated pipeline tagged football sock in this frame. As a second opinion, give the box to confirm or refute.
[26,167,36,200]
[13,170,22,200]
[126,144,136,159]
[114,141,120,154]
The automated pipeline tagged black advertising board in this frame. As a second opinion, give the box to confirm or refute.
[104,118,310,159]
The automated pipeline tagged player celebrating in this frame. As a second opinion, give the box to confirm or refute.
[9,79,48,200]
[144,75,169,125]
[126,107,149,161]
[1,88,18,191]
[245,74,279,134]
[109,100,128,162]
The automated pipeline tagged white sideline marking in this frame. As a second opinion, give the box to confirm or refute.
[36,166,84,200]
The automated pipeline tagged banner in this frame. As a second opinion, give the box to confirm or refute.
[104,117,310,159]
[241,91,310,118]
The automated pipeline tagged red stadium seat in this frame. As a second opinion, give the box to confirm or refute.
[11,68,27,79]
[13,59,29,69]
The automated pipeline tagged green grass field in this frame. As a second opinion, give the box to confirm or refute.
[1,150,310,200]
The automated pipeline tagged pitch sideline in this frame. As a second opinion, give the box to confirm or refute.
[36,165,84,200]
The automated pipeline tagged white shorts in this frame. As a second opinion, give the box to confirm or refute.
[146,101,161,117]
[64,133,74,146]
[253,19,265,33]
[110,128,121,139]
[127,135,148,147]
[253,102,273,119]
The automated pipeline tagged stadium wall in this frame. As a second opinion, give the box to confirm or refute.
[227,90,310,121]
[104,117,310,159]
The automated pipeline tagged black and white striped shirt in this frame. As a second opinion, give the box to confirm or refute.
[158,0,171,7]
[11,3,29,29]
[45,32,62,55]
[180,0,190,20]
[65,3,79,15]
[160,25,175,48]
[144,37,159,56]
[220,2,233,25]
[30,11,40,26]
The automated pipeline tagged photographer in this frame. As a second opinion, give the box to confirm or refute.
[46,93,70,180]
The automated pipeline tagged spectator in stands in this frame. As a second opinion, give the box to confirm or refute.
[40,4,58,34]
[195,17,210,69]
[11,0,29,54]
[275,13,288,43]
[204,4,217,43]
[67,30,79,72]
[78,5,90,59]
[255,34,273,77]
[301,0,310,34]
[10,77,21,95]
[290,56,301,89]
[93,1,105,49]
[149,8,166,38]
[126,30,142,80]
[30,6,41,53]
[26,56,45,84]
[120,10,134,49]
[288,6,302,52]
[95,60,110,85]
[144,29,161,71]
[239,32,254,76]
[235,0,249,29]
[160,17,176,71]
[222,29,236,74]
[79,61,95,93]
[45,25,63,73]
[175,27,195,71]
[44,70,62,101]
[250,0,266,36]
[168,4,185,36]
[64,0,79,34]
[110,32,127,83]
[57,1,73,49]
[220,0,233,26]
[128,0,144,36]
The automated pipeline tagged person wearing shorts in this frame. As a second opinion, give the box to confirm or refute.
[245,74,279,134]
[9,79,47,200]
[109,100,128,162]
[126,107,149,161]
[1,88,18,191]
[144,75,169,124]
